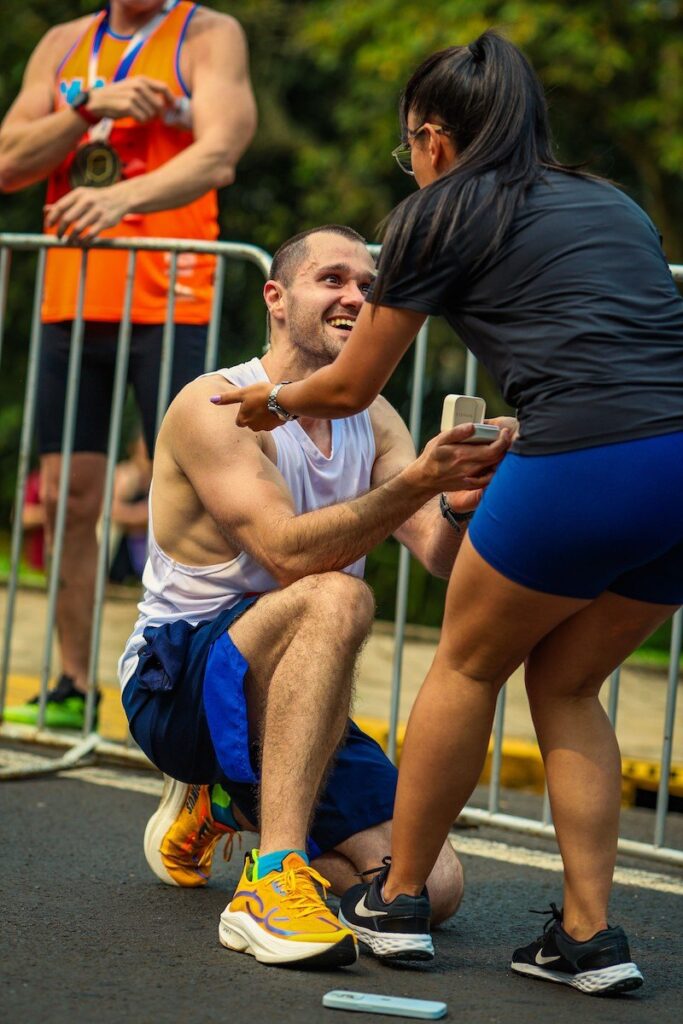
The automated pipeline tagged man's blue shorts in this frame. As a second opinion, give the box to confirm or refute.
[468,430,683,603]
[122,598,397,858]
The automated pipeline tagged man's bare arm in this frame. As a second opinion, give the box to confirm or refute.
[43,13,257,240]
[167,379,492,587]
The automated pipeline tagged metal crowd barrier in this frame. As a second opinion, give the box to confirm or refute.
[0,233,271,743]
[0,233,680,871]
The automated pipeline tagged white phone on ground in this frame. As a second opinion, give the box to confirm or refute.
[323,990,448,1019]
[441,393,500,445]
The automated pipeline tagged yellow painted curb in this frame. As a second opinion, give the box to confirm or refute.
[353,716,683,805]
[3,682,681,805]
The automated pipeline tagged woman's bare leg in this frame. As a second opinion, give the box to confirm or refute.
[525,591,677,938]
[385,535,679,938]
[384,536,588,900]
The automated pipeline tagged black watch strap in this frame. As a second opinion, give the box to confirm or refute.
[70,89,99,126]
[439,493,475,532]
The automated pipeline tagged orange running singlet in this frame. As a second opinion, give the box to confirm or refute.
[42,1,218,325]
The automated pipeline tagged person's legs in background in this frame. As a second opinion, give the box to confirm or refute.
[6,322,208,728]
[5,322,116,726]
[129,323,208,456]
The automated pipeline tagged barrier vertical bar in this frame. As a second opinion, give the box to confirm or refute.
[37,250,88,726]
[387,320,430,763]
[541,789,553,827]
[83,250,137,736]
[0,247,11,368]
[464,350,478,396]
[653,609,682,847]
[488,684,507,813]
[607,667,621,728]
[154,250,178,439]
[0,249,46,715]
[204,254,225,372]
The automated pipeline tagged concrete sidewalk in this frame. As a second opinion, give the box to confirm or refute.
[2,585,680,772]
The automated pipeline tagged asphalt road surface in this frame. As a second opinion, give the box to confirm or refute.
[2,748,682,1024]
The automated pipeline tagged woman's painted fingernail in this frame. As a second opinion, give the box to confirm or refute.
[209,395,222,404]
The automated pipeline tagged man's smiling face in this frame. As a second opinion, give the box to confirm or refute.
[283,233,376,365]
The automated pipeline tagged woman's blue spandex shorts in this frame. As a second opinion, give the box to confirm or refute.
[468,431,683,603]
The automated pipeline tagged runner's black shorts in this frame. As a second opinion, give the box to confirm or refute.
[37,320,208,456]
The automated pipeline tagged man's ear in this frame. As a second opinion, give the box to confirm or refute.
[264,280,286,322]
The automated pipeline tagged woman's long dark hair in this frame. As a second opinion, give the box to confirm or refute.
[372,30,595,305]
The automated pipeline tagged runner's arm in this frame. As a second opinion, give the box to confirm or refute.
[43,13,257,239]
[0,25,92,191]
[101,13,256,214]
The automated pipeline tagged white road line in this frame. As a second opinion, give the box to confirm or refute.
[451,834,683,896]
[3,747,681,894]
[67,765,163,795]
[0,747,162,795]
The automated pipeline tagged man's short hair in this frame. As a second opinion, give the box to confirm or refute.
[270,225,368,287]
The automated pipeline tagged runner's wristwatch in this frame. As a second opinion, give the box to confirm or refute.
[267,382,298,422]
[70,90,100,127]
[440,493,475,533]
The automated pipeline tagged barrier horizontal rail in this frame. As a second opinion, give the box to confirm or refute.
[0,232,272,270]
[0,233,680,872]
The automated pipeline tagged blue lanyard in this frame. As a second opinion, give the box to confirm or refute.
[88,1,179,87]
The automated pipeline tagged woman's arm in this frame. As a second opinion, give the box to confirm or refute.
[211,303,427,430]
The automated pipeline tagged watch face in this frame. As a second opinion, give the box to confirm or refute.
[71,90,89,110]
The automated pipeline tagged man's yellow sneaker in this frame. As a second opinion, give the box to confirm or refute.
[144,777,237,887]
[219,851,358,967]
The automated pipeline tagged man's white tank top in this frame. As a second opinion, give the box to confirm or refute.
[118,357,376,688]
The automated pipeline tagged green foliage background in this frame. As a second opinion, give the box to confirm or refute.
[1,1,682,627]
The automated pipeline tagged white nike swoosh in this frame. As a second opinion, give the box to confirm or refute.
[535,950,561,965]
[354,894,388,919]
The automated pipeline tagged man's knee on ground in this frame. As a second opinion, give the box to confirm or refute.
[428,840,464,926]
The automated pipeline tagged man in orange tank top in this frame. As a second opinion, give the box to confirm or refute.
[0,1,257,728]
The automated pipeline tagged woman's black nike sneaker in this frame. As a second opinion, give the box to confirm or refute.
[510,903,643,996]
[338,858,434,962]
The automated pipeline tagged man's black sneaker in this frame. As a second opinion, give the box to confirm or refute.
[3,674,101,730]
[510,903,643,996]
[338,858,434,962]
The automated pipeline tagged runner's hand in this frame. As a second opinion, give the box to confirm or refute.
[86,77,175,123]
[44,185,129,241]
[210,381,282,431]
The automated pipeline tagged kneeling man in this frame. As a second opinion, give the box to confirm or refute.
[119,225,511,968]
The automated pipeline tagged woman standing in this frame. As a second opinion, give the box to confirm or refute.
[214,32,683,995]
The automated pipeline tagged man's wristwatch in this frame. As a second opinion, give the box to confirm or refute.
[439,493,475,533]
[267,382,298,422]
[70,90,99,127]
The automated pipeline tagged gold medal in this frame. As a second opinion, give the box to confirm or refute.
[69,141,122,188]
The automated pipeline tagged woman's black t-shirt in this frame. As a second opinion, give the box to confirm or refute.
[371,171,683,454]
